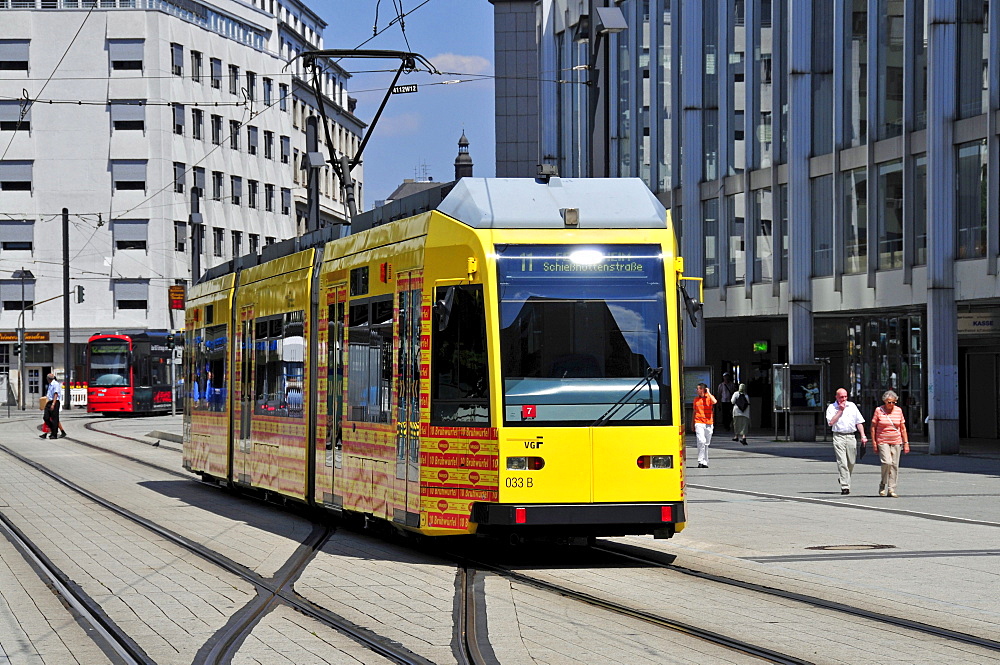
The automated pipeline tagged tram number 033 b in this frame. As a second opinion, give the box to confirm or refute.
[505,477,534,488]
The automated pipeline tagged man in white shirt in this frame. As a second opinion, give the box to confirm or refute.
[41,373,66,439]
[826,388,867,495]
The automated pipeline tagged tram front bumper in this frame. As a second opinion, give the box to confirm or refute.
[470,501,686,538]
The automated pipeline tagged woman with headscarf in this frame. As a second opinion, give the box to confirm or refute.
[731,383,750,445]
[871,390,909,497]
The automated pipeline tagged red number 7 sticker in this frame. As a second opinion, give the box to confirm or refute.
[522,405,536,419]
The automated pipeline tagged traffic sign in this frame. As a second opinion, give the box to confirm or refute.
[392,84,418,94]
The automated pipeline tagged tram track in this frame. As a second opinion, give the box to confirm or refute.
[0,442,440,665]
[592,539,1000,653]
[451,552,805,665]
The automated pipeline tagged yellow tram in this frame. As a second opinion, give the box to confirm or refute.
[184,177,688,539]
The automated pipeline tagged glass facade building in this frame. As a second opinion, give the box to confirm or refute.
[492,0,1000,451]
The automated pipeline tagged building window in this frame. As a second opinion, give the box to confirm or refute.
[108,39,142,71]
[232,230,242,257]
[812,2,834,155]
[109,100,144,131]
[247,125,258,155]
[727,193,745,285]
[0,160,33,191]
[957,1,989,119]
[844,0,868,146]
[173,162,185,193]
[113,219,148,251]
[876,0,904,140]
[231,176,242,205]
[113,279,148,310]
[264,130,273,159]
[245,71,256,100]
[112,160,146,191]
[170,43,183,76]
[193,167,205,197]
[843,167,867,274]
[811,175,834,276]
[0,39,29,72]
[249,233,259,254]
[263,77,273,105]
[265,183,274,212]
[229,64,240,95]
[212,171,223,201]
[703,198,719,288]
[913,1,928,129]
[192,108,203,140]
[190,50,202,82]
[173,103,184,135]
[753,188,774,283]
[281,188,291,215]
[279,84,288,111]
[280,135,290,164]
[913,155,927,265]
[957,139,988,259]
[727,0,745,175]
[248,180,258,209]
[210,58,222,89]
[175,221,187,252]
[229,120,240,150]
[265,236,276,246]
[0,220,33,251]
[876,160,903,270]
[1,278,35,311]
[213,228,224,257]
[0,100,30,131]
[211,114,222,145]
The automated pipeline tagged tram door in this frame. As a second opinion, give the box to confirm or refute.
[235,307,255,484]
[395,275,422,524]
[320,287,346,506]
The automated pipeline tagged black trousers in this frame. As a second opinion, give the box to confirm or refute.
[43,402,60,434]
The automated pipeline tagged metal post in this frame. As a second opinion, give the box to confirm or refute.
[18,270,25,410]
[63,208,70,401]
[170,350,176,418]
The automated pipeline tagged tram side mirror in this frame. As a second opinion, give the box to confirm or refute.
[680,284,702,328]
[435,286,456,332]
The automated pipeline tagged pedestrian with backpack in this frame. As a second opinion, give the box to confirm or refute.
[732,383,750,445]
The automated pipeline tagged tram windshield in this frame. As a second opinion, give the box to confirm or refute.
[496,244,671,426]
[88,341,131,387]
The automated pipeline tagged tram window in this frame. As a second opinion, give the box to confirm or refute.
[431,285,490,424]
[346,296,392,423]
[326,302,345,467]
[191,324,227,411]
[253,312,303,418]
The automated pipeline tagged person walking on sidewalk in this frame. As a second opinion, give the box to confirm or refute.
[715,373,736,431]
[693,383,717,468]
[731,383,750,445]
[871,390,909,497]
[41,373,66,440]
[826,388,867,495]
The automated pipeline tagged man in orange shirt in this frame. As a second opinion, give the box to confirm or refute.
[693,382,717,468]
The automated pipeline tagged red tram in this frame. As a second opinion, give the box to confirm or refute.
[86,331,178,415]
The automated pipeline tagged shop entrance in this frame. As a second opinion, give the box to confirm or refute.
[962,351,1000,439]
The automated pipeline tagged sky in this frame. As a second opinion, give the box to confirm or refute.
[317,1,496,207]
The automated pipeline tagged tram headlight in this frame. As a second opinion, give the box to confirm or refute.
[506,456,545,470]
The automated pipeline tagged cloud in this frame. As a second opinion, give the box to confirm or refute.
[430,53,492,76]
[376,112,421,137]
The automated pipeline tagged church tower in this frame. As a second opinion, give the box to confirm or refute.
[453,131,474,180]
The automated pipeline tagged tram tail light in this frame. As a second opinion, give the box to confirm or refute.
[515,507,527,524]
[637,455,673,469]
[661,505,673,522]
[507,456,545,470]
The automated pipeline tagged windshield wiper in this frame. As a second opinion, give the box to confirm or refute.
[592,366,662,427]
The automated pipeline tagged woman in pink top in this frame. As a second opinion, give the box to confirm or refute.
[870,390,909,498]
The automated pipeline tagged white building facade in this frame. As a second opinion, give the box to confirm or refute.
[0,0,365,402]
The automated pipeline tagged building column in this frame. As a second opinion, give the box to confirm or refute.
[925,1,959,454]
[787,0,815,440]
[680,0,706,365]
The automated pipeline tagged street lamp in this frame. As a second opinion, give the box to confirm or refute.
[11,268,34,410]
